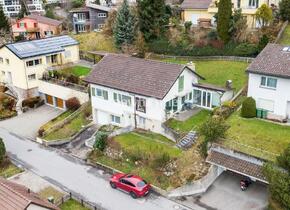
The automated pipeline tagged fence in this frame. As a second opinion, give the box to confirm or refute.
[147,53,254,63]
[274,20,289,44]
[54,192,106,210]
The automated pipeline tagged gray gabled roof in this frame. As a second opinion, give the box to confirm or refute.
[5,35,79,59]
[181,0,212,9]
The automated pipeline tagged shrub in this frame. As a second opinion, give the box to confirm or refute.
[65,97,80,110]
[233,43,258,56]
[0,138,6,164]
[184,21,192,32]
[126,148,144,162]
[2,97,15,110]
[199,117,229,142]
[22,96,41,108]
[241,97,256,118]
[38,128,45,137]
[94,132,108,151]
[152,152,170,169]
[207,30,218,40]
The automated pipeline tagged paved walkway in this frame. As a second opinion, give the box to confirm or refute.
[0,128,192,210]
[0,105,62,139]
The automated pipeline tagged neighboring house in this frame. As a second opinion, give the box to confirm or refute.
[70,3,111,33]
[12,15,63,40]
[0,178,59,210]
[85,54,233,134]
[181,0,280,29]
[0,0,44,17]
[247,43,290,121]
[0,35,88,109]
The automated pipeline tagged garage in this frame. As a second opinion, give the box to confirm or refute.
[45,94,65,109]
[56,97,64,109]
[46,94,53,105]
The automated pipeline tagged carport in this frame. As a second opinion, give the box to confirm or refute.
[206,144,268,184]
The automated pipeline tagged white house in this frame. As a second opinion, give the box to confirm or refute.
[85,54,233,134]
[247,43,290,121]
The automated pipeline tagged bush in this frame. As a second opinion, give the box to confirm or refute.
[233,43,258,56]
[241,97,256,118]
[2,97,15,110]
[126,147,144,162]
[65,97,80,110]
[94,132,108,151]
[199,117,229,142]
[152,152,170,169]
[22,96,41,108]
[38,128,45,137]
[0,138,6,164]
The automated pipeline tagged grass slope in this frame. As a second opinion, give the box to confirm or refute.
[279,24,290,45]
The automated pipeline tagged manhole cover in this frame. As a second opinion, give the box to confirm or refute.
[27,149,32,152]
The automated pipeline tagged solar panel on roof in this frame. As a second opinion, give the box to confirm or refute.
[13,43,37,52]
[282,47,290,52]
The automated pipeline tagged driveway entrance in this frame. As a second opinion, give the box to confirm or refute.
[0,105,63,139]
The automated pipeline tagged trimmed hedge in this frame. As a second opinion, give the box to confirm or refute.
[148,38,259,57]
[241,97,257,118]
[22,96,42,108]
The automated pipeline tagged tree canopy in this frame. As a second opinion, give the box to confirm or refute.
[255,4,273,27]
[0,8,10,33]
[217,0,232,43]
[279,0,290,21]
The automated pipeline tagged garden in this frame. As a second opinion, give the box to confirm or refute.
[0,87,17,120]
[157,58,248,91]
[39,100,92,141]
[88,129,209,190]
[279,24,290,44]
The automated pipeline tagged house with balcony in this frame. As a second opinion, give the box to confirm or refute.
[0,0,44,17]
[84,54,233,134]
[70,2,111,33]
[247,43,290,122]
[12,15,63,40]
[0,35,88,109]
[181,0,280,29]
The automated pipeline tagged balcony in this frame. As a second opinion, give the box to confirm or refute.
[40,77,87,93]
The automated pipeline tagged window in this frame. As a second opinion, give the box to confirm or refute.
[98,13,107,18]
[178,75,184,92]
[98,24,105,29]
[113,92,131,106]
[136,97,146,113]
[248,0,259,8]
[76,24,86,32]
[28,74,36,80]
[260,76,277,89]
[111,115,121,124]
[5,59,9,65]
[77,13,86,21]
[139,116,146,125]
[46,55,58,64]
[44,31,53,36]
[19,22,25,27]
[93,88,108,100]
[26,59,42,67]
[237,0,241,8]
[0,57,3,64]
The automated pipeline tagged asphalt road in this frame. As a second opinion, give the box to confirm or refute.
[0,128,190,210]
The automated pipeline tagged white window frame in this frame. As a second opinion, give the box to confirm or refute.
[28,74,36,80]
[111,115,121,124]
[26,59,42,67]
[0,57,3,64]
[97,13,107,18]
[260,76,277,89]
[93,87,108,100]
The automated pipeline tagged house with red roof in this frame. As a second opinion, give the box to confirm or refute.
[12,15,63,40]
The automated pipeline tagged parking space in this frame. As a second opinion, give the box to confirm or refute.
[198,171,268,210]
[0,105,63,139]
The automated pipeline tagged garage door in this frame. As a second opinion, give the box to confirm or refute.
[56,98,64,109]
[46,94,53,105]
[191,14,199,25]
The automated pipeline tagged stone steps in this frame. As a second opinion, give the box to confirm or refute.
[176,131,198,150]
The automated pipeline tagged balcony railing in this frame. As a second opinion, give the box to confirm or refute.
[40,77,88,93]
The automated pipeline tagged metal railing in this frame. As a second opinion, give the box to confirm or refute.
[40,77,88,93]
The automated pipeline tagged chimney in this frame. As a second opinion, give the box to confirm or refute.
[226,80,233,89]
[186,61,196,71]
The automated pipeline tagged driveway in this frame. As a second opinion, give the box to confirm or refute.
[0,128,191,210]
[0,105,62,139]
[182,171,268,210]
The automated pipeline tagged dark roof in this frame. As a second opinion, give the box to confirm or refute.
[0,178,59,210]
[192,83,230,92]
[206,145,267,183]
[70,7,90,13]
[85,54,203,99]
[247,43,290,78]
[181,0,212,9]
[5,35,78,59]
[24,15,62,26]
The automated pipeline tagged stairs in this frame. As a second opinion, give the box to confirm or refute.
[176,131,198,150]
[5,85,23,114]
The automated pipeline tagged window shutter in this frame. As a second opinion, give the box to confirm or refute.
[17,23,20,28]
[24,23,27,28]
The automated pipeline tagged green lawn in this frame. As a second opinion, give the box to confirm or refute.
[44,110,91,141]
[158,58,248,91]
[165,109,211,135]
[40,110,73,131]
[224,112,290,161]
[59,66,91,77]
[60,199,90,210]
[279,24,290,45]
[0,162,23,178]
[89,131,182,189]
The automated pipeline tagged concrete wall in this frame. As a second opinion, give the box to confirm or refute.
[248,73,290,118]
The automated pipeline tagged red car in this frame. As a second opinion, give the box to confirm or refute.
[110,173,151,198]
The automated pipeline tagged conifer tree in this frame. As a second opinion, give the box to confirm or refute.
[113,0,136,48]
[217,0,232,43]
[18,0,29,19]
[0,8,10,33]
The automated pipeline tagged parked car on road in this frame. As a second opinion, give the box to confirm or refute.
[110,173,151,198]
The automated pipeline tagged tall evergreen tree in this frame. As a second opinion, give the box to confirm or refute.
[18,0,29,19]
[113,0,136,48]
[137,0,169,41]
[217,0,232,43]
[0,8,10,33]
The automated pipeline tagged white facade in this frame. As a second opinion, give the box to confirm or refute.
[0,0,44,17]
[90,68,198,134]
[248,73,290,119]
